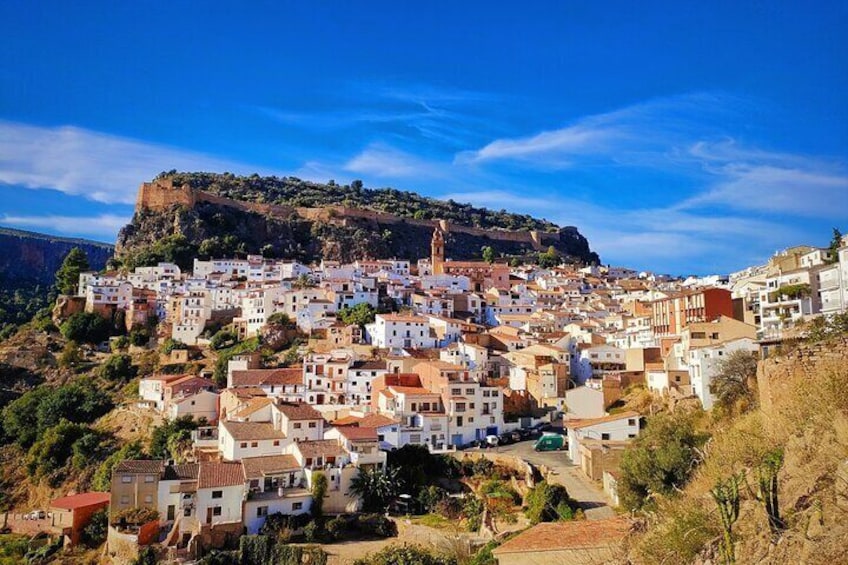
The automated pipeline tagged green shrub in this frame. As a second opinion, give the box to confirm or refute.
[352,543,456,565]
[524,481,575,524]
[60,312,111,343]
[325,516,346,540]
[100,353,137,381]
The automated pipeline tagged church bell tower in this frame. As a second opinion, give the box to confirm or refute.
[431,228,445,275]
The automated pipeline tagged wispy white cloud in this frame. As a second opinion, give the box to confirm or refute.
[456,92,735,167]
[438,190,555,212]
[0,120,272,204]
[343,143,444,179]
[0,213,130,238]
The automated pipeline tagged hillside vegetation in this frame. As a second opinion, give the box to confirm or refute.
[116,173,599,269]
[627,323,848,564]
[161,171,560,232]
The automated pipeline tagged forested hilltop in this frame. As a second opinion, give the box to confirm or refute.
[162,171,559,231]
[115,172,599,269]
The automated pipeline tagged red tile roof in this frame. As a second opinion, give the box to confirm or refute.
[275,401,323,421]
[50,492,110,510]
[198,461,245,489]
[492,518,632,555]
[230,368,302,387]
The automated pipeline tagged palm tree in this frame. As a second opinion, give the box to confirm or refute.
[349,467,399,512]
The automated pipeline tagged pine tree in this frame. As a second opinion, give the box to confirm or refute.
[55,247,90,296]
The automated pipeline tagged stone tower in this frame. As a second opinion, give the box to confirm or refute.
[431,228,445,275]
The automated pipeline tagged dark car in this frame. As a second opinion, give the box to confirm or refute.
[497,432,515,445]
[516,428,535,440]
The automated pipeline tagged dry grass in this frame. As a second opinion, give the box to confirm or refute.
[630,346,848,564]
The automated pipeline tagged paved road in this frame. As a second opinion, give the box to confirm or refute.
[486,438,615,520]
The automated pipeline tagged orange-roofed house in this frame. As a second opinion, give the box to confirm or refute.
[50,492,110,546]
[491,518,632,565]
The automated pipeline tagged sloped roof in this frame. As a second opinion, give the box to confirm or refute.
[114,460,164,475]
[230,368,302,387]
[50,492,110,511]
[242,455,300,479]
[492,518,631,555]
[220,420,286,441]
[276,401,323,421]
[198,461,245,489]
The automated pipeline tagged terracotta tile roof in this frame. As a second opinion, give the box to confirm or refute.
[335,426,378,441]
[50,492,110,510]
[294,439,345,459]
[220,420,287,441]
[198,461,245,489]
[142,373,191,383]
[242,455,300,479]
[114,460,164,475]
[358,413,397,428]
[275,401,323,421]
[351,360,387,371]
[162,463,200,481]
[492,518,632,555]
[567,411,640,430]
[232,397,273,418]
[230,368,303,387]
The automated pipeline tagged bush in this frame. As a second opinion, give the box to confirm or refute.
[58,341,83,369]
[111,335,130,351]
[129,328,150,347]
[480,480,520,505]
[82,508,108,547]
[311,472,328,518]
[418,485,449,513]
[524,481,575,524]
[60,312,111,343]
[471,457,494,478]
[114,507,159,527]
[100,353,137,381]
[27,421,90,478]
[150,415,200,459]
[353,543,456,565]
[210,329,238,350]
[159,337,184,354]
[355,514,397,538]
[325,516,346,540]
[92,441,144,491]
[618,411,709,511]
[303,520,319,542]
[463,495,484,531]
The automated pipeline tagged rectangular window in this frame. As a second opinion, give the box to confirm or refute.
[601,433,611,441]
[144,475,155,483]
[213,506,222,516]
[257,506,268,517]
[308,422,316,428]
[292,502,303,511]
[212,490,223,499]
[120,495,129,504]
[251,441,258,448]
[184,507,192,517]
[627,419,636,426]
[273,440,280,446]
[240,442,247,448]
[143,495,153,504]
[121,475,132,484]
[294,423,302,429]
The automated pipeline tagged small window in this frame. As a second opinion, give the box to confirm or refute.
[251,442,258,448]
[213,506,222,516]
[257,506,268,517]
[240,442,247,448]
[308,422,316,428]
[273,440,280,447]
[212,490,223,499]
[627,419,636,426]
[120,495,129,504]
[601,433,611,441]
[292,502,303,511]
[143,495,153,504]
[294,423,302,429]
[144,475,155,483]
[183,507,192,517]
[121,475,132,484]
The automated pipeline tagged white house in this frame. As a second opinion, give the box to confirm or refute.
[365,313,437,349]
[566,412,640,463]
[688,337,758,410]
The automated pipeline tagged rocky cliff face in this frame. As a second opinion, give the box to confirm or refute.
[0,227,113,287]
[116,176,599,267]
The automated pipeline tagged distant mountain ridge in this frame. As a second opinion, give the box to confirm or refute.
[116,173,599,268]
[0,226,113,287]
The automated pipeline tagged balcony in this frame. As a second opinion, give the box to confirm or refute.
[247,486,310,502]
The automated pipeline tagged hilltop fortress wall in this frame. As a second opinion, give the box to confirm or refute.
[136,179,559,251]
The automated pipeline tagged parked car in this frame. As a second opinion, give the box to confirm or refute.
[497,432,515,445]
[485,435,500,447]
[517,428,535,440]
[28,510,45,520]
[533,433,566,452]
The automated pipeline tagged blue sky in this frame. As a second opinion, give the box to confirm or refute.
[1,1,846,274]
